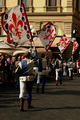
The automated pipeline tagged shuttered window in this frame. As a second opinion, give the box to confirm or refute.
[0,0,2,6]
[49,0,57,6]
[76,0,79,10]
[22,0,28,6]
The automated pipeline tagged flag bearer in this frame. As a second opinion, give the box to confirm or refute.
[68,58,73,80]
[55,56,62,86]
[36,54,47,93]
[15,52,34,111]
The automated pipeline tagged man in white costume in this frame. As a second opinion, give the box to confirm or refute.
[36,54,47,94]
[15,52,34,111]
[55,56,62,86]
[68,58,73,80]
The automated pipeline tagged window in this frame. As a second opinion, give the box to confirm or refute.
[0,0,2,6]
[49,0,57,6]
[76,0,79,10]
[22,0,28,6]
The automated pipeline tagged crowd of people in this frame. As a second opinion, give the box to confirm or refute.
[0,50,80,111]
[0,51,80,87]
[0,53,22,85]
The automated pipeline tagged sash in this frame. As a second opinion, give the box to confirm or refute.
[55,60,59,69]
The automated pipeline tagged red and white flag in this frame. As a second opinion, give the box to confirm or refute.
[1,4,32,47]
[72,40,79,55]
[37,22,56,51]
[57,35,71,54]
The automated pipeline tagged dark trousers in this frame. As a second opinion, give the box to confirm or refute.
[42,75,46,87]
[59,71,61,82]
[26,81,33,100]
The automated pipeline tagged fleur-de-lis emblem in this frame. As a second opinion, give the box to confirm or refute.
[60,37,68,47]
[9,13,23,39]
[44,28,54,40]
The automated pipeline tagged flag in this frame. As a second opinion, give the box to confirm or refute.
[57,35,71,54]
[1,4,32,47]
[37,22,56,51]
[72,40,79,55]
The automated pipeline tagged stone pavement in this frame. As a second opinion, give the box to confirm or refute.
[0,75,80,120]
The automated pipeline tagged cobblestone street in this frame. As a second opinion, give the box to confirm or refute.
[0,75,80,120]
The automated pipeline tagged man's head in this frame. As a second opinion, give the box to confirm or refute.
[41,53,45,58]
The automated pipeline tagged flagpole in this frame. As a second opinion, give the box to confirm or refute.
[30,25,37,56]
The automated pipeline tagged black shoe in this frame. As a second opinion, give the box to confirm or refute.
[41,91,45,94]
[28,105,34,109]
[20,108,24,111]
[60,81,63,85]
[36,88,39,94]
[56,84,58,86]
[20,98,24,111]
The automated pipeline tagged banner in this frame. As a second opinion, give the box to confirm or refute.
[37,22,56,51]
[72,40,79,55]
[1,4,32,47]
[57,35,71,54]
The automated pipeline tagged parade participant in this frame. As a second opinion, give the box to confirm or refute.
[63,60,67,76]
[55,56,62,86]
[36,53,47,94]
[68,58,73,80]
[15,52,34,111]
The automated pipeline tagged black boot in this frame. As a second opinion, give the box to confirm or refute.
[36,84,39,94]
[42,86,44,94]
[20,98,24,111]
[60,81,63,85]
[69,76,71,80]
[28,99,33,109]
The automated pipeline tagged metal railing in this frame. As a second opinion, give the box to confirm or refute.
[46,6,58,12]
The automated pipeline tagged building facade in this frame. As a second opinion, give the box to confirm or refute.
[0,0,80,59]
